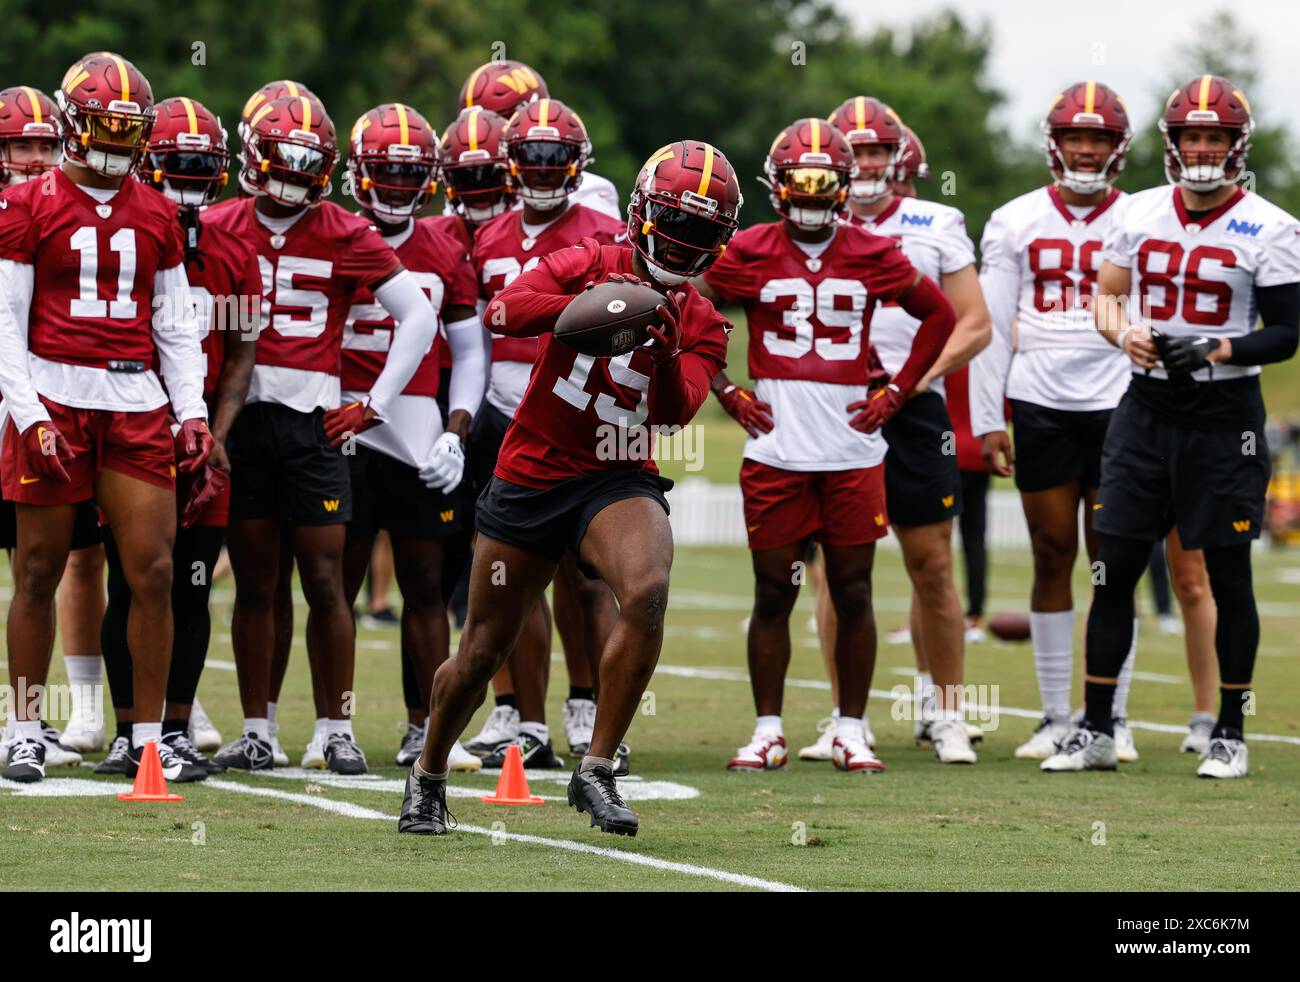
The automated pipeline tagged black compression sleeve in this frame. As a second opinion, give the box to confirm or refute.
[1228,282,1300,366]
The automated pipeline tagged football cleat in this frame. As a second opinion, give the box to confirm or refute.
[915,719,986,745]
[886,626,913,645]
[964,618,987,645]
[214,733,275,771]
[798,717,837,761]
[611,742,631,777]
[1113,718,1139,762]
[301,733,326,769]
[563,698,597,756]
[94,735,134,775]
[40,722,82,767]
[397,768,453,835]
[1015,717,1070,760]
[60,690,105,752]
[188,699,222,752]
[162,731,224,775]
[832,734,885,773]
[447,740,482,774]
[324,732,368,775]
[929,719,977,764]
[464,705,520,757]
[1158,614,1184,636]
[1180,713,1215,755]
[568,766,638,836]
[481,733,565,770]
[1,738,46,783]
[268,721,290,767]
[727,732,788,771]
[396,723,424,766]
[1040,727,1118,772]
[127,739,209,783]
[1197,737,1248,779]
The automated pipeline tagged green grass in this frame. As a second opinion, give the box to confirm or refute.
[4,538,1300,892]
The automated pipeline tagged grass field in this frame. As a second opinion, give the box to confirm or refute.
[3,533,1298,893]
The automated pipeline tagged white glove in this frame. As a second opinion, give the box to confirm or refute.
[419,432,465,493]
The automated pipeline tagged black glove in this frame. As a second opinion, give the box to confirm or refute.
[1159,335,1222,375]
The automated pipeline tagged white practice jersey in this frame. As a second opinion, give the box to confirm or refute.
[852,196,975,399]
[969,185,1131,436]
[1104,185,1300,382]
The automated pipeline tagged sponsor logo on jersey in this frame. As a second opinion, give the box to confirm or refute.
[1232,519,1251,532]
[1226,218,1263,237]
[900,213,934,227]
[322,499,341,512]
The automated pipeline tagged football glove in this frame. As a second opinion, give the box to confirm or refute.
[20,421,74,484]
[418,432,465,493]
[717,383,774,437]
[848,382,905,433]
[175,418,214,475]
[1160,335,1222,375]
[647,290,685,365]
[323,400,380,447]
[180,464,229,529]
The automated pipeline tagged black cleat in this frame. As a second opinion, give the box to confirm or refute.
[482,733,566,769]
[324,732,369,775]
[94,735,133,775]
[395,723,424,766]
[163,732,225,774]
[127,739,209,783]
[398,768,455,835]
[213,733,275,771]
[1,738,46,783]
[568,766,638,836]
[612,742,631,777]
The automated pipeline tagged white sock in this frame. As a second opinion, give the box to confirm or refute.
[15,719,42,743]
[756,714,783,738]
[244,717,270,741]
[324,719,354,737]
[519,721,549,742]
[835,715,865,741]
[267,702,278,727]
[1113,618,1139,719]
[314,717,329,740]
[132,722,162,749]
[64,654,103,685]
[916,671,936,720]
[1030,610,1075,721]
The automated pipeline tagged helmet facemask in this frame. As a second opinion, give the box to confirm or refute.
[509,139,582,211]
[1161,123,1250,192]
[630,190,737,285]
[443,152,512,223]
[847,141,901,203]
[0,129,61,185]
[353,149,435,221]
[61,97,153,178]
[147,129,227,207]
[1044,124,1128,194]
[764,162,849,230]
[249,131,333,206]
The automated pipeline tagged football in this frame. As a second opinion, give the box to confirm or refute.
[554,280,665,357]
[987,611,1032,642]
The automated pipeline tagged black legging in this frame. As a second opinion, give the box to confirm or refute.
[1146,540,1172,617]
[957,470,989,620]
[101,524,226,711]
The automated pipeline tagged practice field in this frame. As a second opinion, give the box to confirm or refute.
[2,539,1298,893]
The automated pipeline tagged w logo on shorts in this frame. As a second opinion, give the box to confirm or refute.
[322,499,341,512]
[1232,519,1251,532]
[440,509,455,523]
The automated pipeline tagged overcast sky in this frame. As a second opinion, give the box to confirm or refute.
[831,0,1300,142]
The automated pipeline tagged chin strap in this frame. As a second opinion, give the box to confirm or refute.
[179,207,205,273]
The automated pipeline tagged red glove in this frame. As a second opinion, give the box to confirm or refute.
[867,343,892,391]
[20,421,75,484]
[582,271,647,291]
[717,383,774,437]
[322,400,379,447]
[175,418,214,475]
[180,464,229,528]
[848,382,906,433]
[647,290,684,364]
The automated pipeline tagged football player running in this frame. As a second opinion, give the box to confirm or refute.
[92,96,259,778]
[0,53,212,784]
[205,94,437,774]
[399,140,741,837]
[697,119,956,775]
[341,102,487,773]
[1045,76,1300,778]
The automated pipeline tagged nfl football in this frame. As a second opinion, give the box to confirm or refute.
[554,280,665,357]
[987,611,1032,642]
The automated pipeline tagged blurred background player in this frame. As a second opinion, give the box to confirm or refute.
[698,119,956,774]
[341,102,486,772]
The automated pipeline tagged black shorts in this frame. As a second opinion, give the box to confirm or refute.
[228,401,352,525]
[0,496,101,550]
[882,391,962,527]
[1010,399,1113,493]
[468,401,511,495]
[475,469,673,576]
[347,443,463,541]
[1093,387,1270,549]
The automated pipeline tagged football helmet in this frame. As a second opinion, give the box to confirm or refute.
[238,80,318,193]
[0,86,61,186]
[502,97,590,211]
[627,140,742,286]
[827,95,903,203]
[761,117,855,230]
[57,52,156,178]
[347,102,438,221]
[240,94,336,207]
[894,125,930,186]
[1159,74,1253,192]
[140,96,228,207]
[459,60,548,117]
[438,106,513,223]
[1042,81,1131,194]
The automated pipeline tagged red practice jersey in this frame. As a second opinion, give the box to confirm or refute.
[342,218,477,398]
[703,221,916,384]
[185,221,263,404]
[426,214,475,370]
[0,169,183,366]
[490,238,729,488]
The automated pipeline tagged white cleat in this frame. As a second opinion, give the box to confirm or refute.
[1015,717,1070,760]
[1041,727,1118,772]
[40,723,82,767]
[797,717,837,761]
[464,704,520,757]
[964,620,987,645]
[1113,718,1139,762]
[188,698,223,752]
[301,733,326,769]
[447,740,482,773]
[562,698,597,756]
[268,721,290,767]
[930,719,977,764]
[727,732,788,771]
[61,689,105,752]
[1180,713,1215,755]
[1157,614,1183,636]
[915,718,987,746]
[886,626,912,645]
[832,734,885,773]
[1197,737,1248,779]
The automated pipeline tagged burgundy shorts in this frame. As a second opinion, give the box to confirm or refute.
[740,458,889,551]
[1,398,176,506]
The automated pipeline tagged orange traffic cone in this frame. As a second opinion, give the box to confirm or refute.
[481,743,544,806]
[118,740,184,803]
